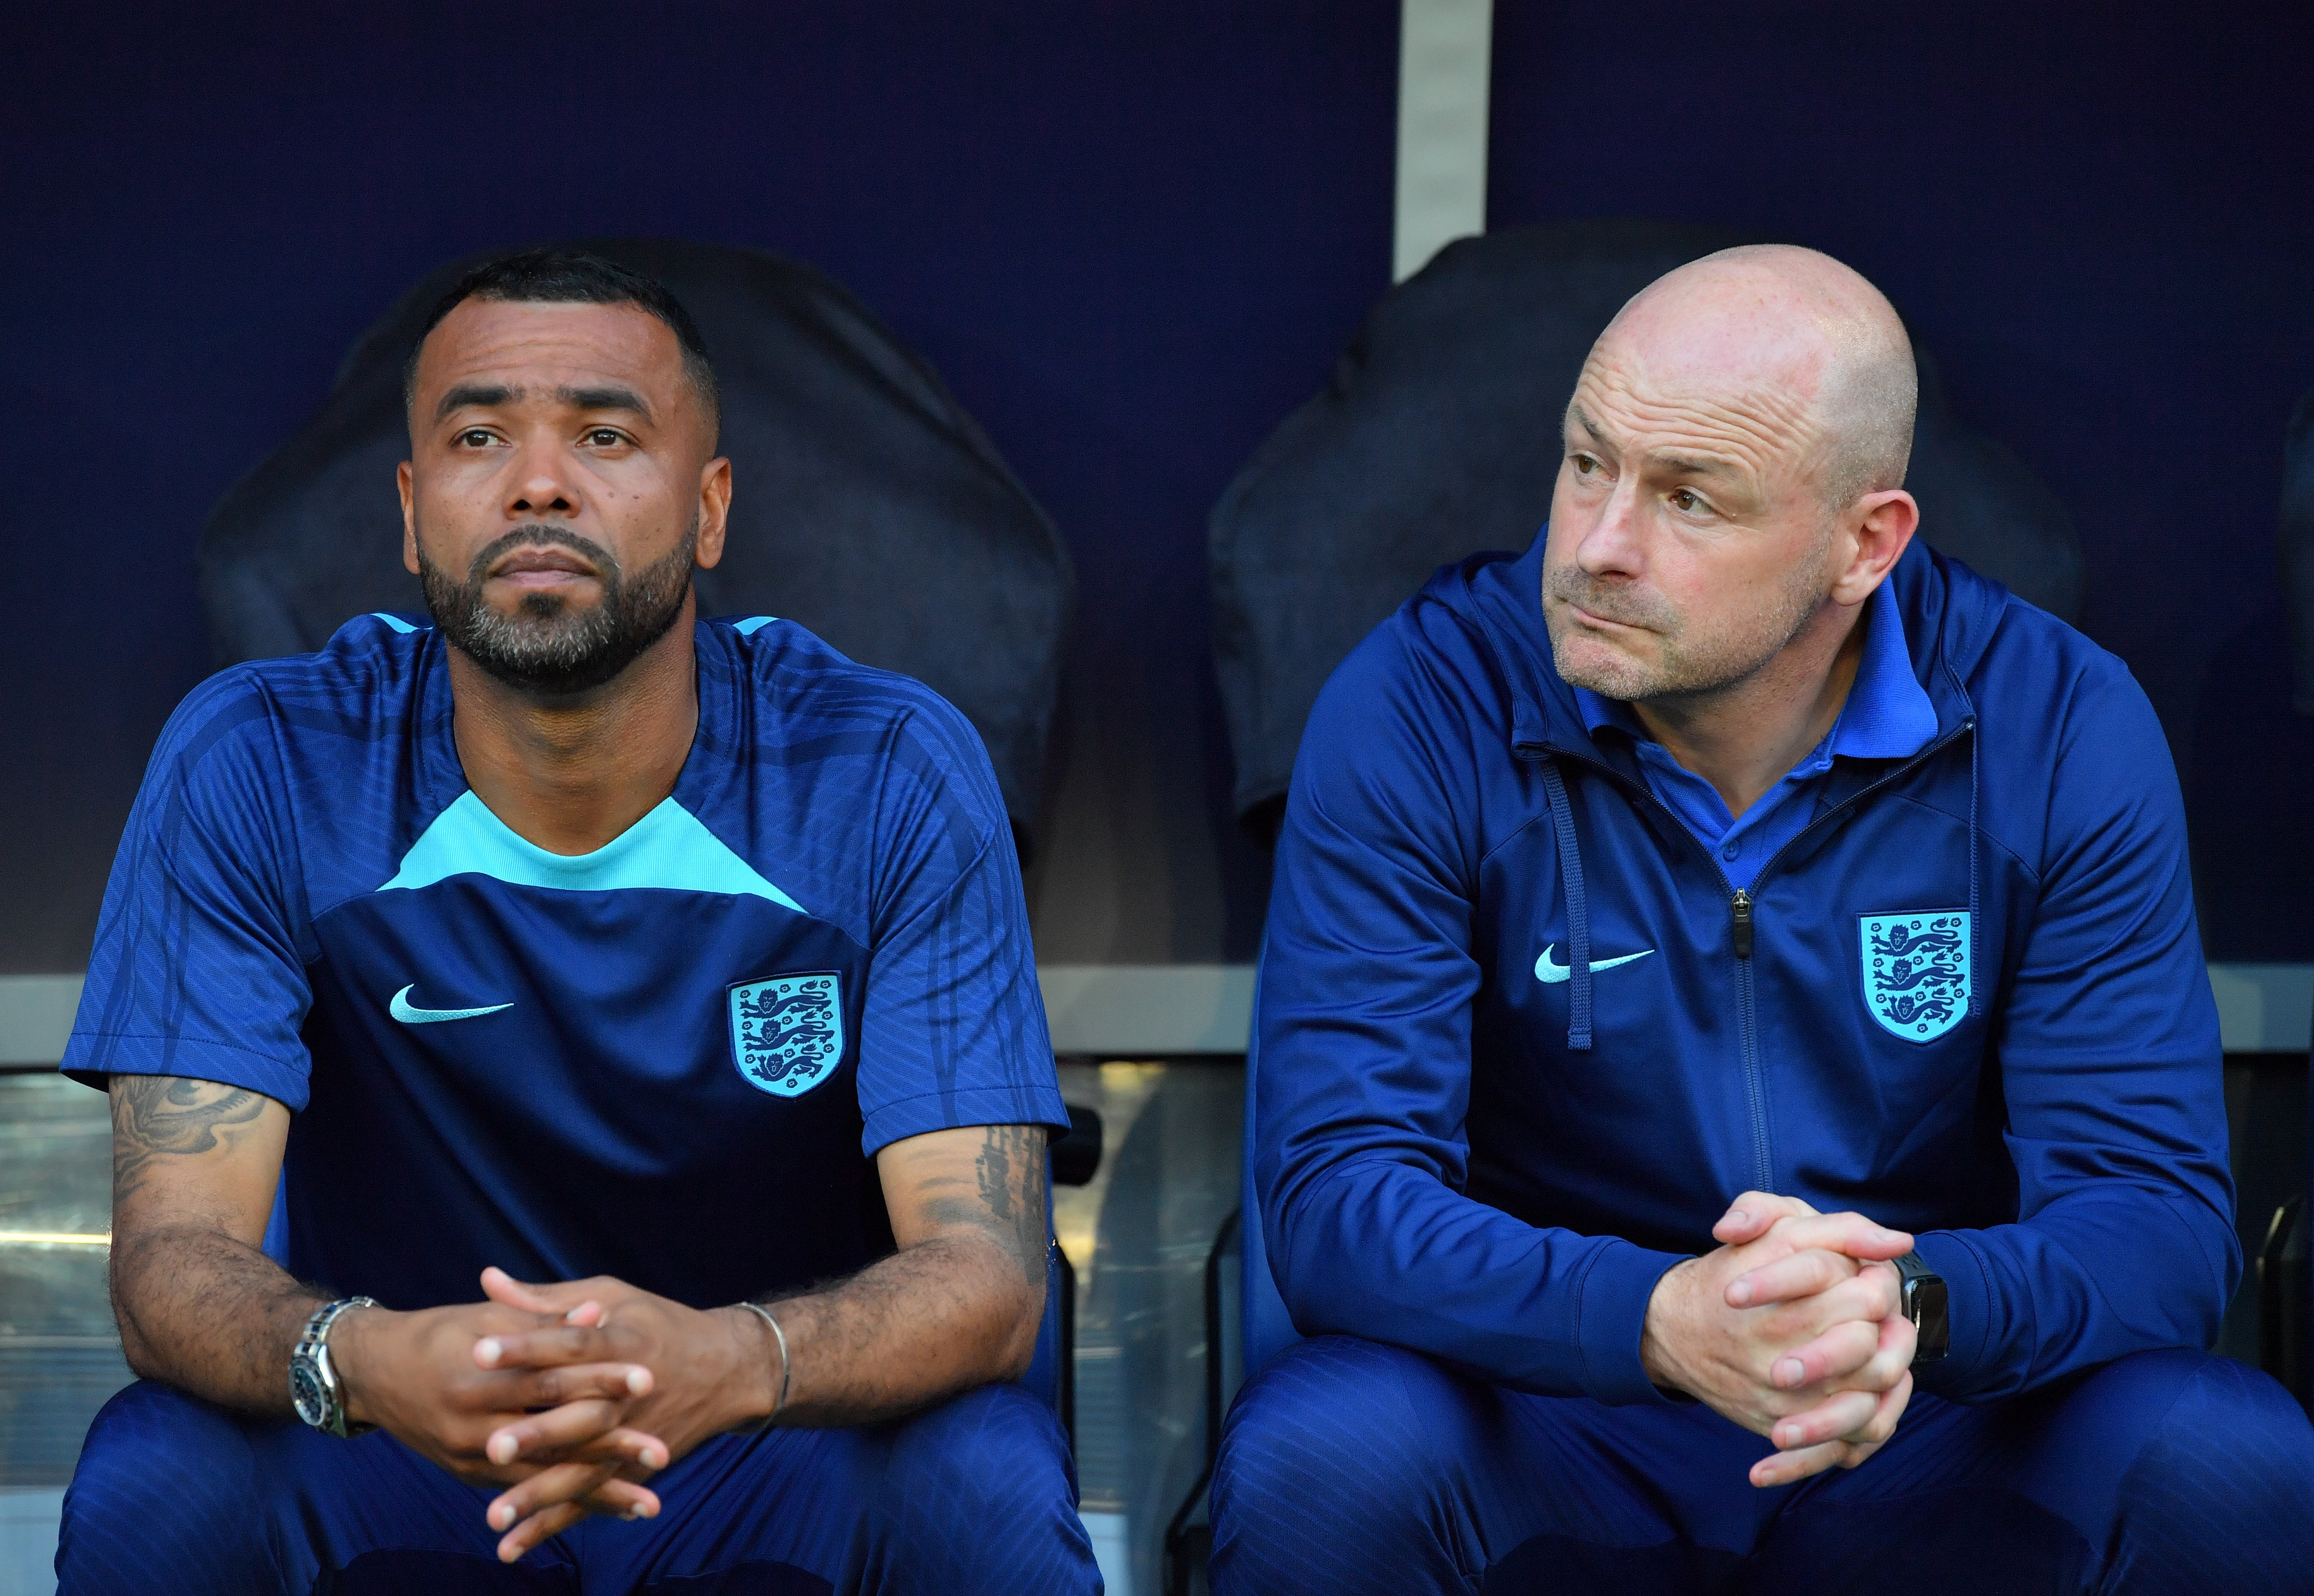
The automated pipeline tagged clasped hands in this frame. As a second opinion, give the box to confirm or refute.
[1641,1192,1918,1487]
[331,1266,778,1562]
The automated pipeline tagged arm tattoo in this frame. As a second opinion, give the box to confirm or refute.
[971,1124,1048,1283]
[111,1075,270,1202]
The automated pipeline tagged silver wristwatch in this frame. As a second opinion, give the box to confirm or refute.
[290,1296,380,1437]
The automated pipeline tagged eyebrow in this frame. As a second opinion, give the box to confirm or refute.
[434,383,514,422]
[1570,405,1741,479]
[1651,453,1739,479]
[431,382,657,425]
[559,384,654,422]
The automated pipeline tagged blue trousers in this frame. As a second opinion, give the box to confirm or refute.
[59,1378,1099,1595]
[1211,1336,2314,1594]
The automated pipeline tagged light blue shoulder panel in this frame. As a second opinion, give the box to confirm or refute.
[729,616,780,636]
[379,791,806,914]
[369,612,421,634]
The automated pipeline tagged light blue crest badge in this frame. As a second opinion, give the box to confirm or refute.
[1859,912,1971,1044]
[728,973,846,1097]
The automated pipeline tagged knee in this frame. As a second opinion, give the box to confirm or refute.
[1215,1335,1455,1513]
[873,1383,1092,1590]
[2123,1353,2314,1509]
[59,1381,270,1595]
[2064,1341,2314,1582]
[1211,1337,1466,1591]
[881,1382,1075,1520]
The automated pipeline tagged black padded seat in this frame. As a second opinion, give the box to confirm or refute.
[199,239,1072,859]
[1210,219,2084,844]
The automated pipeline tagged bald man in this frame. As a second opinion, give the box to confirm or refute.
[1210,247,2314,1594]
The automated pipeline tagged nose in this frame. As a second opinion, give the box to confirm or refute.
[506,434,579,519]
[1574,476,1647,579]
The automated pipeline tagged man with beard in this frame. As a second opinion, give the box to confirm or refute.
[56,252,1097,1594]
[1210,246,2314,1593]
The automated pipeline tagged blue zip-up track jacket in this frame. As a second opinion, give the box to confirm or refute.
[1255,535,2236,1407]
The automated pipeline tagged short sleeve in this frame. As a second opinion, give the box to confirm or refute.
[61,673,315,1111]
[851,699,1067,1154]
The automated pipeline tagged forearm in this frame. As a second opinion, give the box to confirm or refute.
[1272,1157,1684,1406]
[1915,1187,2237,1402]
[738,1123,1052,1429]
[111,1222,323,1415]
[106,1073,307,1415]
[752,1231,1043,1428]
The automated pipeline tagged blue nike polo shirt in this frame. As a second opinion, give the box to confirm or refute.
[64,613,1068,1311]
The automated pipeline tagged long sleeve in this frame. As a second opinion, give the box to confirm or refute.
[1254,623,1684,1406]
[1915,662,2237,1401]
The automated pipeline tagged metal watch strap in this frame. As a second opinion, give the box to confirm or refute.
[1889,1251,1949,1366]
[292,1295,380,1437]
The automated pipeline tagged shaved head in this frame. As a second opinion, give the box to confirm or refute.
[1541,244,1924,726]
[1600,245,1917,513]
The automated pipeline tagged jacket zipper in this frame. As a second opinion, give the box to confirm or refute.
[1728,888,1767,1190]
[1522,716,1976,1197]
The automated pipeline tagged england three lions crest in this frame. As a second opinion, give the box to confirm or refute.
[1859,912,1970,1044]
[728,973,845,1097]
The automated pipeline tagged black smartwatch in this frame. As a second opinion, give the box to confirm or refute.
[1889,1251,1948,1366]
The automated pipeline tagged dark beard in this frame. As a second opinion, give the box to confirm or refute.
[418,521,697,695]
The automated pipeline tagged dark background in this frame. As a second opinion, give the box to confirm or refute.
[1,1,2308,973]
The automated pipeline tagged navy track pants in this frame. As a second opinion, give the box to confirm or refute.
[58,1378,1099,1595]
[1211,1335,2314,1594]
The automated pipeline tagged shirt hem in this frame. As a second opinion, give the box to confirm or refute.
[860,1085,1072,1158]
[58,1032,310,1112]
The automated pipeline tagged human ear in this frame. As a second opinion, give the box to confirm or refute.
[1830,489,1918,605]
[694,457,732,571]
[399,461,421,577]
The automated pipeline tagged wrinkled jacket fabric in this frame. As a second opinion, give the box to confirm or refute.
[1255,533,2234,1406]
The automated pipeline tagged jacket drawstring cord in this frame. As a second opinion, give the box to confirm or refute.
[1966,718,1982,1019]
[1540,760,1593,1050]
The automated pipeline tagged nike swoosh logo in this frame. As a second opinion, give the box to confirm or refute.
[1534,945,1656,984]
[389,985,513,1025]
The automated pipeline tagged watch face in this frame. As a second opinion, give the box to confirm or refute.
[1915,1277,1951,1361]
[290,1357,330,1428]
